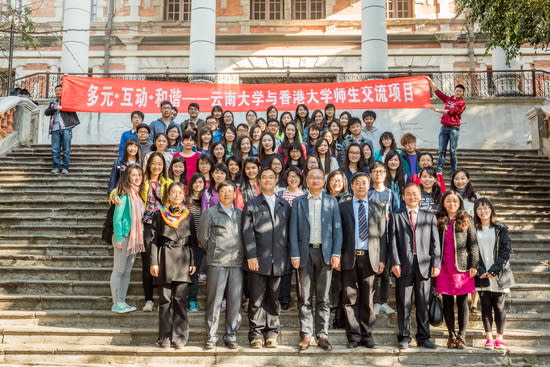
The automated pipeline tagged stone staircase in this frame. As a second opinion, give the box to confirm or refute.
[0,145,549,366]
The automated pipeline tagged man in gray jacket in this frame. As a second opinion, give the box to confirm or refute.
[198,181,243,350]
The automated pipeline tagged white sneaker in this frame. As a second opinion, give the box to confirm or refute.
[373,303,381,315]
[380,303,395,314]
[142,300,154,312]
[122,303,137,312]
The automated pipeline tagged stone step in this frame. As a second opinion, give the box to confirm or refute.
[0,199,109,209]
[0,244,113,256]
[0,343,521,367]
[0,208,109,217]
[0,234,102,245]
[0,225,103,236]
[1,217,105,226]
[1,324,548,349]
[0,168,109,175]
[0,182,108,190]
[0,170,109,178]
[0,308,548,331]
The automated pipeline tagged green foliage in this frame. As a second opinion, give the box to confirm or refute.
[456,0,550,63]
[0,4,36,51]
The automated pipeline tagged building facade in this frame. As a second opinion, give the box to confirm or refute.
[2,0,549,82]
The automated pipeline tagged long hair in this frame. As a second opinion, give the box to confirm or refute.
[165,125,181,145]
[379,131,397,151]
[240,158,261,191]
[197,126,213,151]
[314,138,332,175]
[144,151,167,181]
[220,110,235,132]
[233,135,253,159]
[419,166,442,205]
[451,168,477,201]
[284,141,305,171]
[281,166,304,189]
[186,172,206,205]
[151,133,168,152]
[209,141,227,164]
[258,131,276,163]
[121,138,142,165]
[168,155,188,186]
[360,140,375,171]
[384,150,406,190]
[473,197,497,230]
[437,190,472,232]
[226,155,243,183]
[280,122,300,157]
[342,142,365,170]
[116,164,144,196]
[208,163,229,195]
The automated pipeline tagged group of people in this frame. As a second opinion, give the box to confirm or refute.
[49,76,514,351]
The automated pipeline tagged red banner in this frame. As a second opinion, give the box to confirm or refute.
[61,75,432,113]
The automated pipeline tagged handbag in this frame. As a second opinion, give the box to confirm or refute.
[496,261,515,289]
[429,291,444,327]
[101,204,115,245]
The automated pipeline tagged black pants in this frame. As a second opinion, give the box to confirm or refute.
[374,265,390,304]
[247,271,281,341]
[395,257,431,343]
[479,291,506,334]
[188,247,204,303]
[442,294,469,337]
[278,270,293,306]
[158,281,190,345]
[142,223,155,302]
[342,253,376,343]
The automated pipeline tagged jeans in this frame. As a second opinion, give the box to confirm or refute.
[110,235,137,305]
[51,128,72,170]
[437,126,459,174]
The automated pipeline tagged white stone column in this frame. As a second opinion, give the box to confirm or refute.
[60,0,91,74]
[361,0,388,75]
[189,0,216,81]
[492,47,521,95]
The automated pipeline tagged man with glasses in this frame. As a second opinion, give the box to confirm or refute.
[289,168,342,351]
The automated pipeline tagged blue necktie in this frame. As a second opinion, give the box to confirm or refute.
[358,200,368,241]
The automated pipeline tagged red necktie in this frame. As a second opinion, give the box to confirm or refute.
[409,210,417,254]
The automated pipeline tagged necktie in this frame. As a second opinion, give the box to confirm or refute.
[358,200,368,241]
[409,210,417,253]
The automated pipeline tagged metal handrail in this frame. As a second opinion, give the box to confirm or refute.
[3,69,550,100]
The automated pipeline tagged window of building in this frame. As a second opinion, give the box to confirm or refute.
[292,0,324,20]
[386,0,413,18]
[251,0,284,20]
[165,0,192,21]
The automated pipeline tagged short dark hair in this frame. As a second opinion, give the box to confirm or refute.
[136,123,150,133]
[181,130,197,142]
[171,106,178,114]
[259,167,276,178]
[205,115,216,122]
[217,180,236,192]
[349,117,362,127]
[55,84,62,89]
[237,123,249,131]
[403,182,421,194]
[350,172,370,184]
[160,100,172,108]
[362,110,377,121]
[188,102,200,110]
[131,110,145,120]
[455,84,466,91]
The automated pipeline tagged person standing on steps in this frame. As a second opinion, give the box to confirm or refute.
[436,191,479,349]
[338,172,387,349]
[45,84,80,175]
[290,168,343,351]
[390,183,441,350]
[242,167,291,349]
[427,77,466,175]
[150,182,196,350]
[110,164,144,314]
[117,111,144,160]
[148,100,181,142]
[198,181,244,350]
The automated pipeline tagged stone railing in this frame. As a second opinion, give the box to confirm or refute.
[0,97,40,156]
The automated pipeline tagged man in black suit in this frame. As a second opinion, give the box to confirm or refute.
[390,183,441,349]
[242,167,291,349]
[339,172,387,349]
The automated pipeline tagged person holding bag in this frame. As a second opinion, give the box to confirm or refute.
[474,198,514,350]
[150,182,196,349]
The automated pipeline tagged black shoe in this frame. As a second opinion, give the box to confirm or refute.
[361,338,377,349]
[280,302,289,311]
[418,339,437,349]
[224,340,239,349]
[398,340,409,349]
[347,341,360,349]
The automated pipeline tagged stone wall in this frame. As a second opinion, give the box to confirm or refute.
[35,97,544,150]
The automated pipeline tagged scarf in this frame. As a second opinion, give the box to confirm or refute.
[127,184,145,255]
[160,202,190,229]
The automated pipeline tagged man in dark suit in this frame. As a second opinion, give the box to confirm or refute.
[390,183,441,349]
[339,172,386,349]
[242,167,291,349]
[290,168,343,351]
